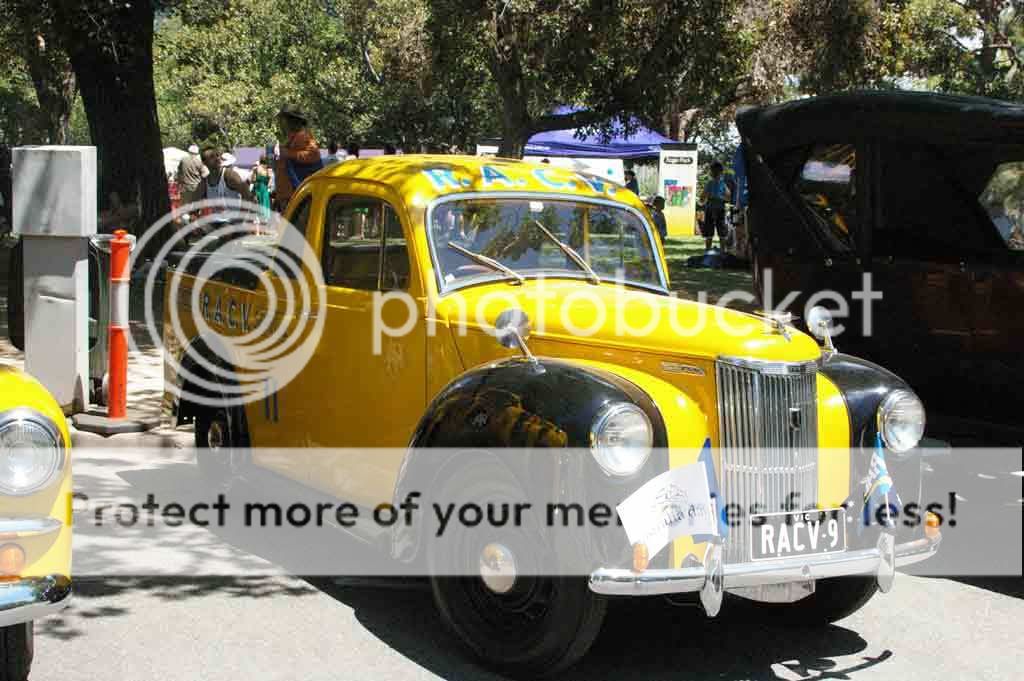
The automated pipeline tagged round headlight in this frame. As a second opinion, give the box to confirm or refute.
[877,390,926,454]
[590,403,653,477]
[0,410,64,495]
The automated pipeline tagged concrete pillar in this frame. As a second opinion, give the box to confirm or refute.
[12,146,97,413]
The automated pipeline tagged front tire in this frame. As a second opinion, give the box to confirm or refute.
[427,461,606,676]
[0,623,33,681]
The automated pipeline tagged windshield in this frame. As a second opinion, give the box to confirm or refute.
[428,197,664,291]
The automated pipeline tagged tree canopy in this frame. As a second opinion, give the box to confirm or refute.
[2,0,1023,241]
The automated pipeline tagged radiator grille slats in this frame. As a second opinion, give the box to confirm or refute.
[716,358,819,564]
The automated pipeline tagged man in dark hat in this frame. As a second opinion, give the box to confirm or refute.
[275,103,321,210]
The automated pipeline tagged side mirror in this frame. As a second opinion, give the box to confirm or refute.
[494,308,535,360]
[806,306,836,356]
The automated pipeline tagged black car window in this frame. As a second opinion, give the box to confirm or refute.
[978,162,1024,251]
[793,144,858,254]
[323,195,410,290]
[877,144,998,258]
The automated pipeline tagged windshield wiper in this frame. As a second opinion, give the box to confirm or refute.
[447,241,525,285]
[532,220,601,285]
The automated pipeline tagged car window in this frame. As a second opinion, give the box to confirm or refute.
[978,161,1024,251]
[323,196,409,290]
[794,143,858,254]
[877,144,1001,257]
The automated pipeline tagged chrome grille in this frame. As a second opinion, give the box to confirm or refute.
[716,357,819,564]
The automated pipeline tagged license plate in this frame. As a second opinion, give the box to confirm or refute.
[750,508,847,561]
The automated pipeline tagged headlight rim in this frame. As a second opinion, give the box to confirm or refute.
[0,407,66,496]
[589,401,653,477]
[876,389,926,454]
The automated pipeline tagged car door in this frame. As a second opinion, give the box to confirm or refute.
[246,191,320,480]
[302,186,426,506]
[965,158,1024,429]
[868,142,976,415]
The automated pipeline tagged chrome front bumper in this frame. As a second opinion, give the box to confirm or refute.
[589,532,940,606]
[0,575,72,627]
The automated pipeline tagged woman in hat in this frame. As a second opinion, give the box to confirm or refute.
[274,104,321,210]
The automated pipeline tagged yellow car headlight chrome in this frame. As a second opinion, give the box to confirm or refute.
[877,390,926,454]
[0,409,65,495]
[590,403,652,476]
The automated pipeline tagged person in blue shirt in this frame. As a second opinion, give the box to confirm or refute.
[700,161,731,251]
[624,169,639,194]
[650,195,667,243]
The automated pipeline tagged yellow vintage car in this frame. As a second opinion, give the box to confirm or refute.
[164,156,939,675]
[0,366,72,681]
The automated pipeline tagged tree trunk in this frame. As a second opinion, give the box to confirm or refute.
[22,34,76,144]
[56,0,169,256]
[489,2,531,159]
[496,105,531,158]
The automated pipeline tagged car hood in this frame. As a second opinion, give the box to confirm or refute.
[436,280,822,366]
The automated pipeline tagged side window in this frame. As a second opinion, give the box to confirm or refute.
[979,161,1024,251]
[794,143,857,254]
[878,144,1000,257]
[276,196,312,278]
[323,196,410,290]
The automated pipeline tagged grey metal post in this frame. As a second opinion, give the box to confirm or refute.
[12,146,97,413]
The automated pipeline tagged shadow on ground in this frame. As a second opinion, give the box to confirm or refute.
[312,578,889,681]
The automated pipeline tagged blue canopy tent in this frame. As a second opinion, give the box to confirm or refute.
[524,116,676,159]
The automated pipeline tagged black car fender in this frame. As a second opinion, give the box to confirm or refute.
[819,352,912,449]
[391,357,669,565]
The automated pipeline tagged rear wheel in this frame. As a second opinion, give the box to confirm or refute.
[0,623,33,681]
[427,462,606,677]
[194,406,247,488]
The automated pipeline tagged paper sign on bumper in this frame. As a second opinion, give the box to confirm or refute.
[616,462,718,558]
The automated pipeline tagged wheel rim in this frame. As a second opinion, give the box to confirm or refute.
[454,531,555,639]
[479,543,518,595]
[207,418,227,450]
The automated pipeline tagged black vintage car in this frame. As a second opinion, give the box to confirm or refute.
[737,91,1024,444]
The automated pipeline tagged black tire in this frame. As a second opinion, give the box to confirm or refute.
[745,576,878,626]
[427,461,606,677]
[0,623,33,681]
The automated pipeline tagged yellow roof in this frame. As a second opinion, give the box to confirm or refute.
[314,154,645,210]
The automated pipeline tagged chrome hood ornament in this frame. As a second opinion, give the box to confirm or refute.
[759,311,796,342]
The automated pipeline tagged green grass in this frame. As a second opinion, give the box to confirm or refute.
[662,236,756,311]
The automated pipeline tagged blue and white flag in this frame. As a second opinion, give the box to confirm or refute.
[694,438,729,541]
[863,433,900,528]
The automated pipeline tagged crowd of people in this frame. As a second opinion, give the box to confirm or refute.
[168,104,392,229]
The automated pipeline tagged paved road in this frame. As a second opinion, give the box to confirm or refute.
[29,436,1024,681]
[31,573,1024,680]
